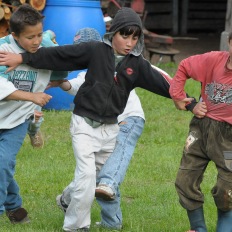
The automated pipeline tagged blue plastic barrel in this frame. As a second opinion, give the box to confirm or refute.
[42,0,105,110]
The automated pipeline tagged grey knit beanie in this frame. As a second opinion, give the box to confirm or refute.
[73,27,102,44]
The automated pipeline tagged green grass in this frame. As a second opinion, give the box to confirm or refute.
[1,64,218,231]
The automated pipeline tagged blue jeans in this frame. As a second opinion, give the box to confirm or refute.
[0,120,29,215]
[96,116,145,229]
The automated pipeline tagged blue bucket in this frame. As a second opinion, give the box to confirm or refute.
[42,0,105,110]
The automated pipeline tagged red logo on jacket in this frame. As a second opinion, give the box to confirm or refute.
[126,68,133,75]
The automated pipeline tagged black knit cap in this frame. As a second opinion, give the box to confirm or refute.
[109,7,143,33]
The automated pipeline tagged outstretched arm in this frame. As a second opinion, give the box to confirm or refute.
[0,43,90,72]
[0,30,68,73]
[46,79,71,90]
[5,90,52,107]
[47,71,86,96]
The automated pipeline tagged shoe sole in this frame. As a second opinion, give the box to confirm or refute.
[10,216,30,224]
[56,195,67,213]
[95,222,122,231]
[95,189,115,201]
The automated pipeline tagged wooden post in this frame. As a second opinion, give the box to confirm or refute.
[180,0,189,35]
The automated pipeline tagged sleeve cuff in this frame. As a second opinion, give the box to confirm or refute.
[185,97,197,111]
[21,53,29,64]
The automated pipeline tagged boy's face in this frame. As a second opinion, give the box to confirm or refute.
[112,31,139,55]
[12,22,43,53]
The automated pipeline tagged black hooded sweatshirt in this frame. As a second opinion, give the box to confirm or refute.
[21,8,186,124]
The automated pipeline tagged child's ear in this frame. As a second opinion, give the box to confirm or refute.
[11,32,18,41]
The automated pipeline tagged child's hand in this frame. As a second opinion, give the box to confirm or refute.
[46,80,67,90]
[32,92,52,107]
[0,51,22,72]
[192,102,207,118]
[173,98,194,110]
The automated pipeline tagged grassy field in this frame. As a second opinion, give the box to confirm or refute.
[1,64,218,232]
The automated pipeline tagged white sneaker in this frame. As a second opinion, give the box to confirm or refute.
[95,184,115,201]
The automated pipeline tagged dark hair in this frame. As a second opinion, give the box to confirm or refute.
[10,4,44,36]
[118,25,141,38]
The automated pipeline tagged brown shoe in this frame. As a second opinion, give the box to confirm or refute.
[6,207,30,224]
[29,130,44,148]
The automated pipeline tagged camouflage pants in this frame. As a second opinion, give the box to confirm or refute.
[175,116,232,211]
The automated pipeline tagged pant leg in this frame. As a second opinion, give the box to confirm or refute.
[95,123,119,178]
[63,115,97,231]
[209,121,232,212]
[0,121,29,214]
[27,107,43,136]
[96,190,122,230]
[95,124,121,229]
[175,117,209,211]
[62,114,119,231]
[27,117,43,135]
[97,116,145,193]
[96,117,144,229]
[177,117,232,231]
[216,209,232,232]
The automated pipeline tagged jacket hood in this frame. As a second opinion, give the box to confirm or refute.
[103,7,144,56]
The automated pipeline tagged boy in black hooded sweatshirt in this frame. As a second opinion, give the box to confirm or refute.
[0,7,199,232]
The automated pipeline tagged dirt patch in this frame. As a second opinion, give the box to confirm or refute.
[148,33,221,65]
